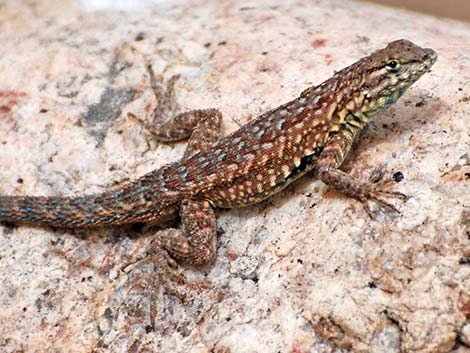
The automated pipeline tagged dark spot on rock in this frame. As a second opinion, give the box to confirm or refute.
[311,38,327,48]
[0,105,11,113]
[104,307,113,319]
[82,87,136,144]
[393,171,404,182]
[459,257,470,265]
[135,32,145,41]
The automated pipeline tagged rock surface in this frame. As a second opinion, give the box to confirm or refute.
[0,1,469,352]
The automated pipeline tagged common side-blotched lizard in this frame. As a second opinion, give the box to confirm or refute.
[0,39,436,269]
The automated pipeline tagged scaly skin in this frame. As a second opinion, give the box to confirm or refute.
[0,39,436,265]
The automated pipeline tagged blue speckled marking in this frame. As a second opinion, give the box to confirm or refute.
[253,126,260,133]
[180,172,188,180]
[55,213,67,222]
[86,201,96,220]
[178,166,186,172]
[217,153,226,161]
[279,110,288,116]
[238,141,245,150]
[276,119,285,130]
[256,130,265,139]
[296,107,304,114]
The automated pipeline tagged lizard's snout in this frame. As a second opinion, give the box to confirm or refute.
[423,48,437,64]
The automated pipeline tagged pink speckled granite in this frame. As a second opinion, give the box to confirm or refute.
[0,1,469,352]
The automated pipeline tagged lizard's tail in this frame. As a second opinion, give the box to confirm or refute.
[0,181,179,227]
[0,161,195,227]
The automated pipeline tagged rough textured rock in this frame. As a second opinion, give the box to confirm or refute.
[0,1,468,352]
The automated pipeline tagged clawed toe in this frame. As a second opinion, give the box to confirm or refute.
[358,186,409,218]
[374,188,409,201]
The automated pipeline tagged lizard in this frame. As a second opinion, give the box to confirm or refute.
[0,39,436,270]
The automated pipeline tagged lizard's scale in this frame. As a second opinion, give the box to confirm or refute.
[0,40,436,266]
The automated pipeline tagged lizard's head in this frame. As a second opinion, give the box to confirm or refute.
[357,39,437,115]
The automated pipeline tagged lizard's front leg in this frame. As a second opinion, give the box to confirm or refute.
[317,128,407,217]
[129,64,222,143]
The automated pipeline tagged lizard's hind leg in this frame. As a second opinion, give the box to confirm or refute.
[142,78,223,326]
[160,103,223,266]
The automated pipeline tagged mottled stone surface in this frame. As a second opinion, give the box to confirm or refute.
[0,1,469,352]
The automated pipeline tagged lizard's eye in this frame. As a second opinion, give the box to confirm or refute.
[386,60,399,71]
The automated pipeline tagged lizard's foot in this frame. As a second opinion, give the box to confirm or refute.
[318,167,409,218]
[121,236,193,331]
[127,111,163,142]
[145,236,196,331]
[126,68,182,140]
[357,179,409,218]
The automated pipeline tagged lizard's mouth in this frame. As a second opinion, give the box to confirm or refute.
[406,49,437,81]
[421,48,438,72]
